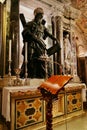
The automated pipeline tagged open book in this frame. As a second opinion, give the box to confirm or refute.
[38,75,73,95]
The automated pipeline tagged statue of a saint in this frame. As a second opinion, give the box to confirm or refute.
[20,7,60,78]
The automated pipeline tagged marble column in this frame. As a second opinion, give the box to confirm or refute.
[0,3,3,76]
[51,16,56,75]
[0,3,6,77]
[55,16,62,74]
[10,0,19,75]
[51,15,63,75]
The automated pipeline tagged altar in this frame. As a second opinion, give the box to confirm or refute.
[2,86,38,122]
[1,82,86,130]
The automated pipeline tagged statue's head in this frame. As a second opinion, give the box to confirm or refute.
[34,7,44,17]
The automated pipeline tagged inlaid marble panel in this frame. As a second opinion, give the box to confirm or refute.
[52,93,64,117]
[15,97,44,129]
[66,91,82,113]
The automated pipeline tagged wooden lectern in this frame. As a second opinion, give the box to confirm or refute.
[38,75,72,130]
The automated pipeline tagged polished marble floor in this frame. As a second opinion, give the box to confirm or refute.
[0,111,87,130]
[53,112,87,130]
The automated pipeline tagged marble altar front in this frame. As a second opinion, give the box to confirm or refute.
[2,86,38,122]
[1,82,86,130]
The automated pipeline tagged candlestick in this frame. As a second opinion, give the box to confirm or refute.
[24,42,29,85]
[25,42,27,62]
[9,40,11,61]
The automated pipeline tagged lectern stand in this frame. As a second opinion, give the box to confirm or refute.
[38,75,72,130]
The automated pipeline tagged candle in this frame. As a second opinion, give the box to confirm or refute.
[25,42,27,62]
[9,40,11,61]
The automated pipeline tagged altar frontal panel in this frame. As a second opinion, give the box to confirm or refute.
[66,90,82,113]
[15,97,44,130]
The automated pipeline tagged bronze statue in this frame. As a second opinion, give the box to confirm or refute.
[20,7,60,78]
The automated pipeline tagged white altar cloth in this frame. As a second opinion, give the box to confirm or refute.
[2,86,38,122]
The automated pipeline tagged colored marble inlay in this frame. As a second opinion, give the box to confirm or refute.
[52,93,64,117]
[15,97,44,129]
[67,91,82,113]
